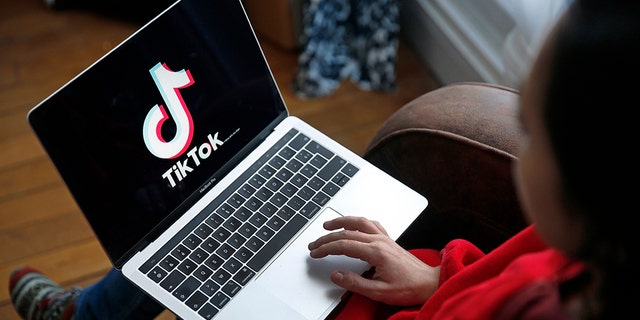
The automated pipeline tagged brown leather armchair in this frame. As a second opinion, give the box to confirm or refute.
[363,82,529,253]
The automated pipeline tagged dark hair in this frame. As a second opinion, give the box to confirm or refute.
[543,0,640,318]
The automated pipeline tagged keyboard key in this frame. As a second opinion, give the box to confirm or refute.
[223,216,241,232]
[183,234,202,250]
[212,228,231,242]
[234,207,252,221]
[267,216,285,231]
[200,280,220,297]
[195,224,213,238]
[291,174,307,188]
[200,238,220,253]
[234,247,254,262]
[186,291,208,311]
[260,165,276,179]
[171,244,190,261]
[160,271,185,292]
[296,149,312,162]
[238,184,256,198]
[278,146,295,160]
[160,256,179,271]
[255,226,275,242]
[287,195,304,210]
[238,222,257,238]
[149,266,167,283]
[198,303,218,319]
[245,196,263,211]
[217,203,234,218]
[300,202,320,219]
[268,155,286,169]
[276,206,295,221]
[300,164,317,178]
[189,248,208,264]
[289,133,309,150]
[178,259,197,275]
[232,267,255,286]
[204,253,224,270]
[223,257,242,274]
[228,233,246,249]
[173,276,200,301]
[245,236,264,252]
[194,265,214,282]
[248,175,265,189]
[318,156,346,181]
[227,193,245,208]
[280,183,297,197]
[222,281,242,297]
[204,213,224,229]
[297,186,314,200]
[212,269,232,286]
[322,182,340,196]
[342,163,359,177]
[310,154,328,168]
[216,243,235,259]
[285,158,303,172]
[312,193,330,206]
[306,140,333,158]
[210,292,230,309]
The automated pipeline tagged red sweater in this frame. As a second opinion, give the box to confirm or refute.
[333,226,585,320]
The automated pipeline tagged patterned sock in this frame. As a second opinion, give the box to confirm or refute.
[9,266,81,320]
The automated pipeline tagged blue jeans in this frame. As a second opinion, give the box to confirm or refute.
[74,269,166,320]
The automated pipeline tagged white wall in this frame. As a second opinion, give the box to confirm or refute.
[400,0,569,88]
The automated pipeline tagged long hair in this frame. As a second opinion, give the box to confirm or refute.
[543,0,640,317]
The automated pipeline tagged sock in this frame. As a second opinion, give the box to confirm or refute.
[9,266,80,320]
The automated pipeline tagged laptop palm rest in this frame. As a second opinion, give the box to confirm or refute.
[218,207,369,319]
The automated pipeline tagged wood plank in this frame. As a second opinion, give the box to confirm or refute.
[0,185,77,230]
[0,157,62,199]
[0,133,44,169]
[0,210,95,265]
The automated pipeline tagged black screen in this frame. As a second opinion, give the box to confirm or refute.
[27,0,287,267]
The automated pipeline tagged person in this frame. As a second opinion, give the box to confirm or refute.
[9,0,639,318]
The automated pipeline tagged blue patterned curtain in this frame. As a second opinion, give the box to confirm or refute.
[293,0,400,99]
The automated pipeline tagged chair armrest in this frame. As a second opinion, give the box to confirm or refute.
[364,82,529,252]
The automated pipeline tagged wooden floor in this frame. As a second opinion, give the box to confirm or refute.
[0,1,440,318]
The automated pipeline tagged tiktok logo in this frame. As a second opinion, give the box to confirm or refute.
[142,62,225,188]
[143,62,195,159]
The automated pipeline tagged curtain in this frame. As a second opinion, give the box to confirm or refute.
[293,0,400,99]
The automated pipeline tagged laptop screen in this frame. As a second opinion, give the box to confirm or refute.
[27,0,287,267]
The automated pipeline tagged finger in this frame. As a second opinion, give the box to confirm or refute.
[308,229,375,250]
[324,216,386,235]
[330,270,385,300]
[309,237,380,261]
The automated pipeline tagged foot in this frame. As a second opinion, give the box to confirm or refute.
[9,266,81,320]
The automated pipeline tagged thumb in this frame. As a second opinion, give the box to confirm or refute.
[331,270,369,292]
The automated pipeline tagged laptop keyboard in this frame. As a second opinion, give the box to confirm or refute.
[138,128,359,319]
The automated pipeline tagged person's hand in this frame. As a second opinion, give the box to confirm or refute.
[308,216,440,306]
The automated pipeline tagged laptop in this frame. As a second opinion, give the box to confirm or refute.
[27,0,428,318]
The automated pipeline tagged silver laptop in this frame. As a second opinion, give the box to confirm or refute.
[27,0,428,318]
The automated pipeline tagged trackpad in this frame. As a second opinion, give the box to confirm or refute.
[254,208,370,318]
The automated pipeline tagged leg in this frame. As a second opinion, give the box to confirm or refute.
[10,267,166,320]
[74,269,165,320]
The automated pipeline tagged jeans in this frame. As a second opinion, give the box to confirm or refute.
[74,269,166,320]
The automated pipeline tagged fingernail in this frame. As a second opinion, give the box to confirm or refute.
[335,272,344,281]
